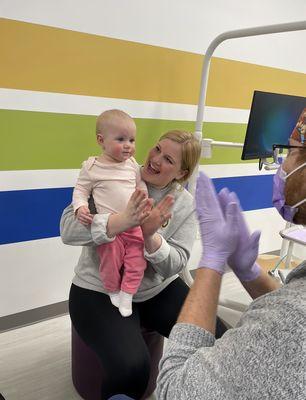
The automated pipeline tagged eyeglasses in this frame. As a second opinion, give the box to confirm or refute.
[272,144,306,163]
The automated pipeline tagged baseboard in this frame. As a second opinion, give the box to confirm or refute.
[0,301,69,333]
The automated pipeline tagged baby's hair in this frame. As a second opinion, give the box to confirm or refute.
[159,130,201,184]
[96,109,135,136]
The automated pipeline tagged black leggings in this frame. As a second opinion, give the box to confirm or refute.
[69,279,227,399]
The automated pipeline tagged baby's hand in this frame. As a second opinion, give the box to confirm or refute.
[76,205,93,225]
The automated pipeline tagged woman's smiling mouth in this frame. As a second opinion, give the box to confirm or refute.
[147,162,160,174]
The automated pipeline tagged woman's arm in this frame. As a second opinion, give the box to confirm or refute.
[60,204,113,246]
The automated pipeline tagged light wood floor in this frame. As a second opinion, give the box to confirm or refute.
[0,315,82,400]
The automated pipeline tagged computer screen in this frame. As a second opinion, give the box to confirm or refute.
[241,91,306,160]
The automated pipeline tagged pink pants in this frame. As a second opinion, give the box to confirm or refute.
[97,226,147,294]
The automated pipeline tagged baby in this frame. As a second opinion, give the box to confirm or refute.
[72,109,147,317]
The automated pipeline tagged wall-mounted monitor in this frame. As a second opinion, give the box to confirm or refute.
[241,91,306,160]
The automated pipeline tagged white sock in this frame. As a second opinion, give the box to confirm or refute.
[119,291,133,317]
[109,292,120,308]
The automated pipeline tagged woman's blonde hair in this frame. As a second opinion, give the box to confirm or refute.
[159,130,201,185]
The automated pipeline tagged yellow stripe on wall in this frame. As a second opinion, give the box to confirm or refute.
[209,58,306,109]
[0,18,202,105]
[1,18,305,109]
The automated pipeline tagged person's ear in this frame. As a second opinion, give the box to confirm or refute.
[175,169,188,181]
[97,134,104,147]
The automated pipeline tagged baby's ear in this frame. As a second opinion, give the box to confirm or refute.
[97,134,104,146]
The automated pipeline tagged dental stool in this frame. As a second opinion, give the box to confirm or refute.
[71,325,164,400]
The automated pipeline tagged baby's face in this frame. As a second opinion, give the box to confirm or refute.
[98,118,136,163]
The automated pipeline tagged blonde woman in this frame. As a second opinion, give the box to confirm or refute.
[61,129,228,399]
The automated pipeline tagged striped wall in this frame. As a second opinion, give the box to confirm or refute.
[1,9,306,317]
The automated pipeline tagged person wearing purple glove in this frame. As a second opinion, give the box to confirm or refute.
[157,146,306,400]
[218,188,261,281]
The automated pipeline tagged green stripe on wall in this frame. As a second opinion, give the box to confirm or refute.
[1,19,306,109]
[0,109,248,171]
[135,119,248,165]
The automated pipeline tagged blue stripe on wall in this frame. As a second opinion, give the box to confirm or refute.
[0,188,73,245]
[0,174,274,245]
[213,174,273,212]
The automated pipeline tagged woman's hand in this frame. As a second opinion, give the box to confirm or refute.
[107,189,152,237]
[141,194,174,240]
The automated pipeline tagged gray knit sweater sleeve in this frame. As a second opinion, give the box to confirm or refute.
[157,264,306,400]
[60,204,115,246]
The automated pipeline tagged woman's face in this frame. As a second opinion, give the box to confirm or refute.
[141,139,187,188]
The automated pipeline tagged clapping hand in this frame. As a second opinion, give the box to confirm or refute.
[218,188,261,281]
[141,195,174,239]
[195,172,239,275]
[123,189,153,228]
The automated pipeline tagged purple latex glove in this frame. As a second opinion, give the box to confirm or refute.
[195,172,239,275]
[218,188,261,281]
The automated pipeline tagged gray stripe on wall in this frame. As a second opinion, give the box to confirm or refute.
[0,301,68,333]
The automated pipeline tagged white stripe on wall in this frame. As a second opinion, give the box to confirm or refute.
[0,237,80,317]
[0,88,250,123]
[198,164,275,178]
[0,170,80,191]
[0,164,274,192]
